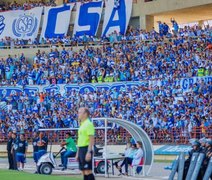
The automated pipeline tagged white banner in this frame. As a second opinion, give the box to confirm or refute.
[0,7,42,40]
[73,1,103,37]
[41,4,74,39]
[102,0,132,37]
[0,76,210,99]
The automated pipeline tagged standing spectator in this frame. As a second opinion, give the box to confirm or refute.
[200,139,212,178]
[11,132,18,170]
[37,132,48,160]
[32,132,39,173]
[171,18,179,34]
[15,134,28,171]
[7,131,13,170]
[158,21,164,36]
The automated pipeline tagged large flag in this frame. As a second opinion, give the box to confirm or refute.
[73,0,103,37]
[41,4,74,39]
[102,0,132,37]
[0,7,42,40]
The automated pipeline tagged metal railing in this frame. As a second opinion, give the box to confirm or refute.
[0,36,203,50]
[0,126,211,144]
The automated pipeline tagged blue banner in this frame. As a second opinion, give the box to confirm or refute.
[73,1,103,37]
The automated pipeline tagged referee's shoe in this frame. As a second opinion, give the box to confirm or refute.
[76,107,95,180]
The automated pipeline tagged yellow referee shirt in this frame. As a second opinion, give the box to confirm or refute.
[77,118,95,147]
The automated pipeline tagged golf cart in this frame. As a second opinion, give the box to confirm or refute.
[37,145,108,175]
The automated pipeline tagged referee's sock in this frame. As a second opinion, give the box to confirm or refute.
[87,173,95,180]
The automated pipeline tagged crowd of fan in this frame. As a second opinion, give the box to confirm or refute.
[0,22,211,142]
[0,75,211,141]
[0,23,212,48]
[0,0,103,12]
[0,26,211,86]
[0,0,56,11]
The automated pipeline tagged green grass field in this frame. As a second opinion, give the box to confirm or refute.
[0,169,82,180]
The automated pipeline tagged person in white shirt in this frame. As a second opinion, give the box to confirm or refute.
[115,142,137,175]
[132,141,144,174]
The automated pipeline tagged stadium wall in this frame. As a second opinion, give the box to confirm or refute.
[0,144,179,160]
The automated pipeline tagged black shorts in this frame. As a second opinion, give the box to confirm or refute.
[78,146,93,171]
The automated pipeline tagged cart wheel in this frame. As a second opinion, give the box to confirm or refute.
[40,163,52,175]
[96,161,108,174]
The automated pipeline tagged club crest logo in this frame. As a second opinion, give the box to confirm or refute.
[12,14,38,37]
[0,15,5,35]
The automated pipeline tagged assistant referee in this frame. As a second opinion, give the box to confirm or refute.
[76,107,95,180]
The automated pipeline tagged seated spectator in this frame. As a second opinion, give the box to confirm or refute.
[60,132,77,170]
[115,142,137,175]
[132,141,144,175]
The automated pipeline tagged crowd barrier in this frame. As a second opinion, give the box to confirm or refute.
[0,126,211,144]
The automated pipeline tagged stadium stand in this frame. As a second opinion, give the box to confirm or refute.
[0,1,211,145]
[0,24,211,85]
[0,0,56,11]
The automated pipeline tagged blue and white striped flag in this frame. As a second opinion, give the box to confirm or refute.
[0,15,5,35]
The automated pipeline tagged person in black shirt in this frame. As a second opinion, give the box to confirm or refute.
[32,132,39,163]
[15,134,28,171]
[32,132,39,173]
[11,132,18,170]
[183,140,201,179]
[7,131,13,170]
[37,132,48,160]
[200,139,212,178]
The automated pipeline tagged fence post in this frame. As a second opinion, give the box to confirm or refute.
[191,153,205,180]
[177,152,185,180]
[168,155,179,180]
[193,127,196,139]
[203,157,212,180]
[186,153,199,180]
